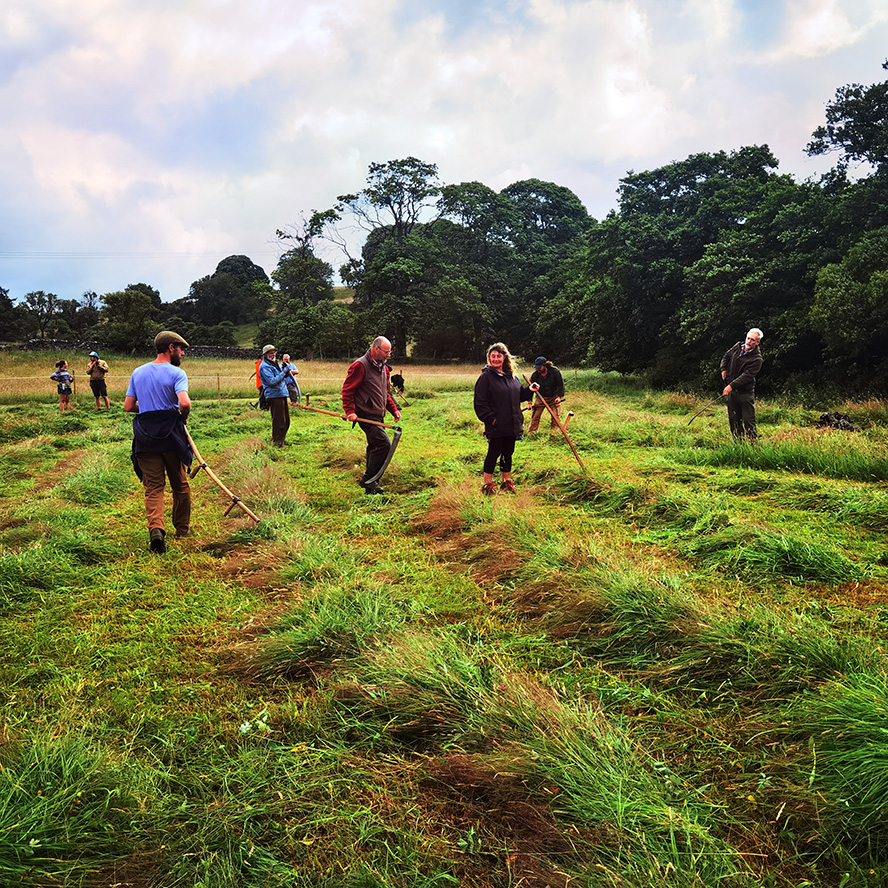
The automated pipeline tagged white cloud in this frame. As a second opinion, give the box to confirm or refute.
[777,0,888,59]
[2,0,888,299]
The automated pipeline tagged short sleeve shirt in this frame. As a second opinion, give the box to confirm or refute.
[126,362,188,412]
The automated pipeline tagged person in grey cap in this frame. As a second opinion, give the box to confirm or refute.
[258,344,298,446]
[85,350,111,411]
[528,356,565,434]
[123,330,192,554]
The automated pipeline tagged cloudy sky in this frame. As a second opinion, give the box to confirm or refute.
[2,0,888,304]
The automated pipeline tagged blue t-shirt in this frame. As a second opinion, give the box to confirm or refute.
[126,362,188,412]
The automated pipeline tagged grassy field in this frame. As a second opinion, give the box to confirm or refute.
[0,352,480,403]
[1,352,887,887]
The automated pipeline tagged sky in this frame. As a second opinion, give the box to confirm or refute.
[2,0,888,305]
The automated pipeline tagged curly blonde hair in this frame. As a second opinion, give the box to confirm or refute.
[486,342,515,377]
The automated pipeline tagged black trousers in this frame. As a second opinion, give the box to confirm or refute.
[726,392,757,440]
[357,412,390,482]
[483,436,516,474]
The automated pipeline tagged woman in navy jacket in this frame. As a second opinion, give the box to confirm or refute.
[473,342,537,495]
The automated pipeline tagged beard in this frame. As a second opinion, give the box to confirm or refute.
[171,353,182,367]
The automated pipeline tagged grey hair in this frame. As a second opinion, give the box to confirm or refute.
[371,336,391,350]
[748,328,763,342]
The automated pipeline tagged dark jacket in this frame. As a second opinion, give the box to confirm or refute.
[530,364,565,400]
[131,409,193,480]
[720,342,762,394]
[474,366,533,438]
[342,351,398,418]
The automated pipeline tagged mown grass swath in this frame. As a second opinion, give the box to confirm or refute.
[2,351,888,887]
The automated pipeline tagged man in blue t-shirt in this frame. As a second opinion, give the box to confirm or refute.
[124,331,192,554]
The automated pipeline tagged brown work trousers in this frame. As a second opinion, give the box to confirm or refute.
[528,399,561,432]
[268,397,290,446]
[137,452,191,535]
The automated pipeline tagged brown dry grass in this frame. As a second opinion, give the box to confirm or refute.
[0,352,488,400]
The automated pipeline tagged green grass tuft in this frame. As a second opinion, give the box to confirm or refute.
[0,736,139,885]
[782,672,888,856]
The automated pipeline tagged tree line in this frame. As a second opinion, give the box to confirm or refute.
[4,63,888,395]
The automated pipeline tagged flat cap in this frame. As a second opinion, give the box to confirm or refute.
[154,330,190,350]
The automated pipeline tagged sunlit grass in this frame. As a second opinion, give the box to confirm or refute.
[1,370,887,886]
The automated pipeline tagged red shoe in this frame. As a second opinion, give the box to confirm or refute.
[499,479,516,494]
[481,482,497,496]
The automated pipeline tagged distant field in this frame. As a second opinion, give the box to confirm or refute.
[0,352,503,403]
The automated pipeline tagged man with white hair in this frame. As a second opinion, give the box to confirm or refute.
[720,328,763,441]
[342,336,401,495]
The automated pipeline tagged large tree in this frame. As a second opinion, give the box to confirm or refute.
[806,60,888,171]
[676,176,841,392]
[100,284,161,352]
[22,291,60,339]
[257,224,340,357]
[173,255,269,327]
[437,181,517,263]
[559,146,783,377]
[334,157,441,241]
[810,225,888,391]
[0,287,26,342]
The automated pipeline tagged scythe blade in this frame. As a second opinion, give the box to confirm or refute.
[362,425,402,487]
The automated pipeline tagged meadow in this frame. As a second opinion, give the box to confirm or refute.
[1,351,887,887]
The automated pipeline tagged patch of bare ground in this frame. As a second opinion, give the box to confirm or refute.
[207,538,295,590]
[821,579,888,607]
[33,447,89,491]
[418,753,598,888]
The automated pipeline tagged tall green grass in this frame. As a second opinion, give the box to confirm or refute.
[782,673,888,856]
[678,524,866,584]
[0,737,139,885]
[670,439,888,482]
[333,630,747,887]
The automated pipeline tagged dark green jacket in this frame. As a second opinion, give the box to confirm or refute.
[720,343,762,394]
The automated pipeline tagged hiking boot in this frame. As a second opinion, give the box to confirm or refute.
[481,481,497,496]
[364,482,385,495]
[499,479,517,494]
[149,528,166,554]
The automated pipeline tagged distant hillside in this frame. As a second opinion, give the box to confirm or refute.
[333,286,354,303]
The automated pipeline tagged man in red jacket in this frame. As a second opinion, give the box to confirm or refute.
[342,336,401,495]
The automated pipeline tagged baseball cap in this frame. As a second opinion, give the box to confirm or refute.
[534,356,547,368]
[262,344,276,355]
